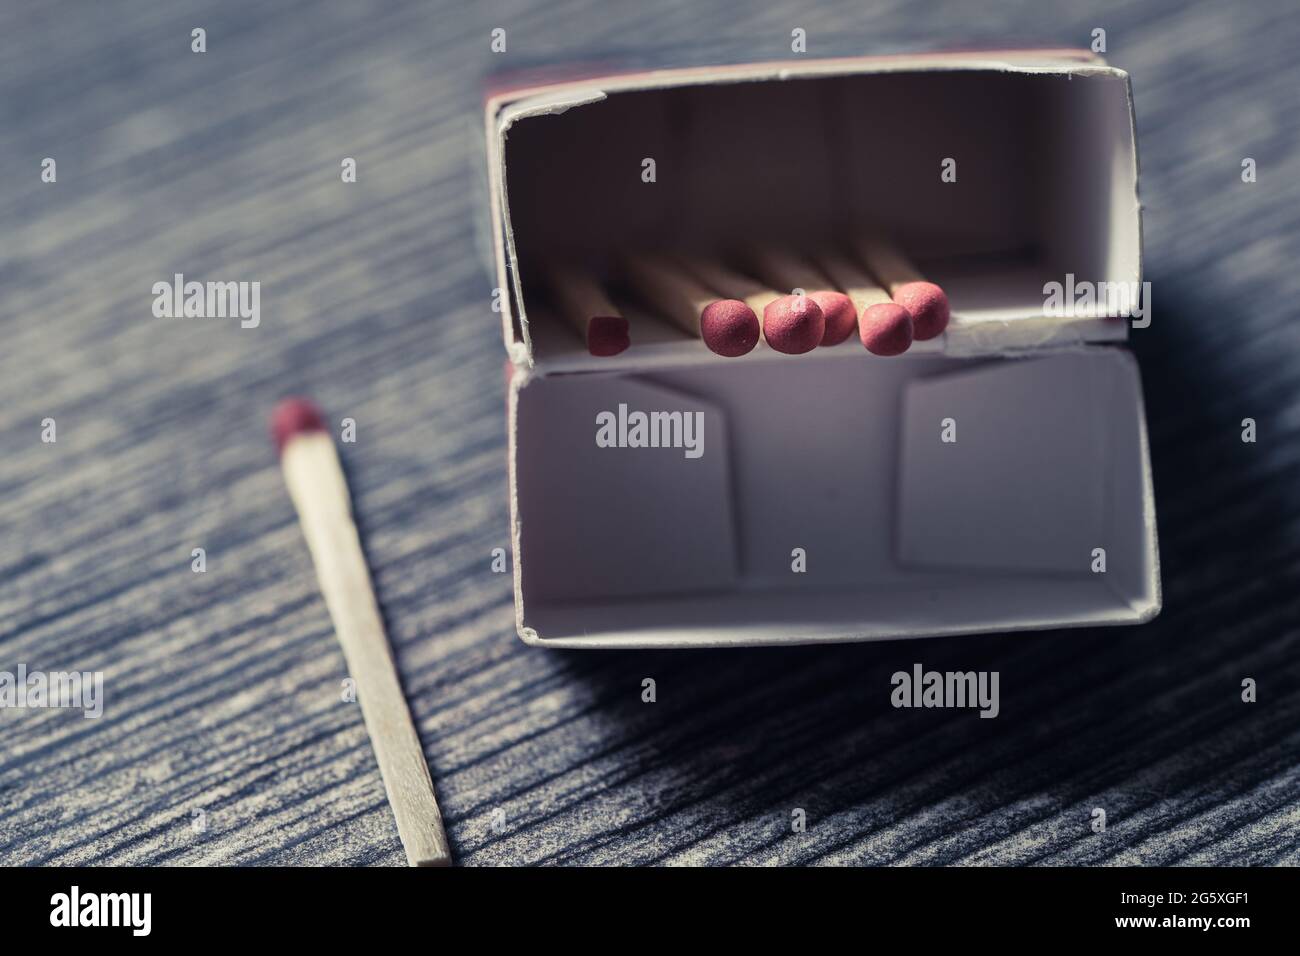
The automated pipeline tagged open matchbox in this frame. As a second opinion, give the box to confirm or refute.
[483,50,1161,649]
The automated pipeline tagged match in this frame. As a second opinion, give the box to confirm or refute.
[681,256,825,355]
[620,254,760,357]
[819,250,914,356]
[549,267,630,356]
[271,397,452,867]
[853,235,951,341]
[743,247,858,347]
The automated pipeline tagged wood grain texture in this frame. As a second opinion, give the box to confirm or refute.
[1,0,1298,867]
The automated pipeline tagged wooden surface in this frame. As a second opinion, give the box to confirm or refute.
[2,0,1298,866]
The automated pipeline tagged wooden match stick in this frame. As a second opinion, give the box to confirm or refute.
[549,267,629,356]
[619,254,759,357]
[819,251,914,356]
[852,235,951,340]
[742,248,857,347]
[678,256,824,355]
[271,397,451,867]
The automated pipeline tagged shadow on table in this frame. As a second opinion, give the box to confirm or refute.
[537,281,1297,863]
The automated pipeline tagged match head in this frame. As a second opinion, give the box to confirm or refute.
[808,291,857,347]
[700,299,760,357]
[271,396,327,456]
[892,281,950,341]
[587,315,630,356]
[762,295,825,355]
[859,303,914,356]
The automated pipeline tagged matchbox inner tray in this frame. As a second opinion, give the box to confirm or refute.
[483,51,1161,648]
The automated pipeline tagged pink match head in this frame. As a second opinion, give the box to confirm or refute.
[892,281,949,341]
[763,295,825,355]
[587,315,630,356]
[271,396,326,455]
[808,291,857,347]
[700,299,760,357]
[859,303,914,356]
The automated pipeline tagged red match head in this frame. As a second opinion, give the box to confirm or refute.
[271,396,326,455]
[763,295,825,355]
[859,303,914,356]
[587,315,630,356]
[700,299,760,357]
[808,291,857,347]
[892,281,949,341]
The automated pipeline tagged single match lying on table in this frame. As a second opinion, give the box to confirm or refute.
[548,267,629,356]
[679,256,824,355]
[271,397,451,867]
[852,235,951,340]
[742,247,858,347]
[620,254,759,357]
[819,250,915,356]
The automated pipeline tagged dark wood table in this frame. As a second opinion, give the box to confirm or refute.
[2,0,1297,865]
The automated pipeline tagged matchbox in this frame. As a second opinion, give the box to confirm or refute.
[484,51,1161,649]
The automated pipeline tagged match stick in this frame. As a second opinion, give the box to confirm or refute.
[620,254,759,357]
[271,398,451,867]
[819,250,914,356]
[742,247,858,347]
[679,256,824,355]
[852,235,950,340]
[549,267,629,356]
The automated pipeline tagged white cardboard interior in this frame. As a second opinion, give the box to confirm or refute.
[512,349,1159,648]
[486,54,1159,648]
[491,57,1140,367]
